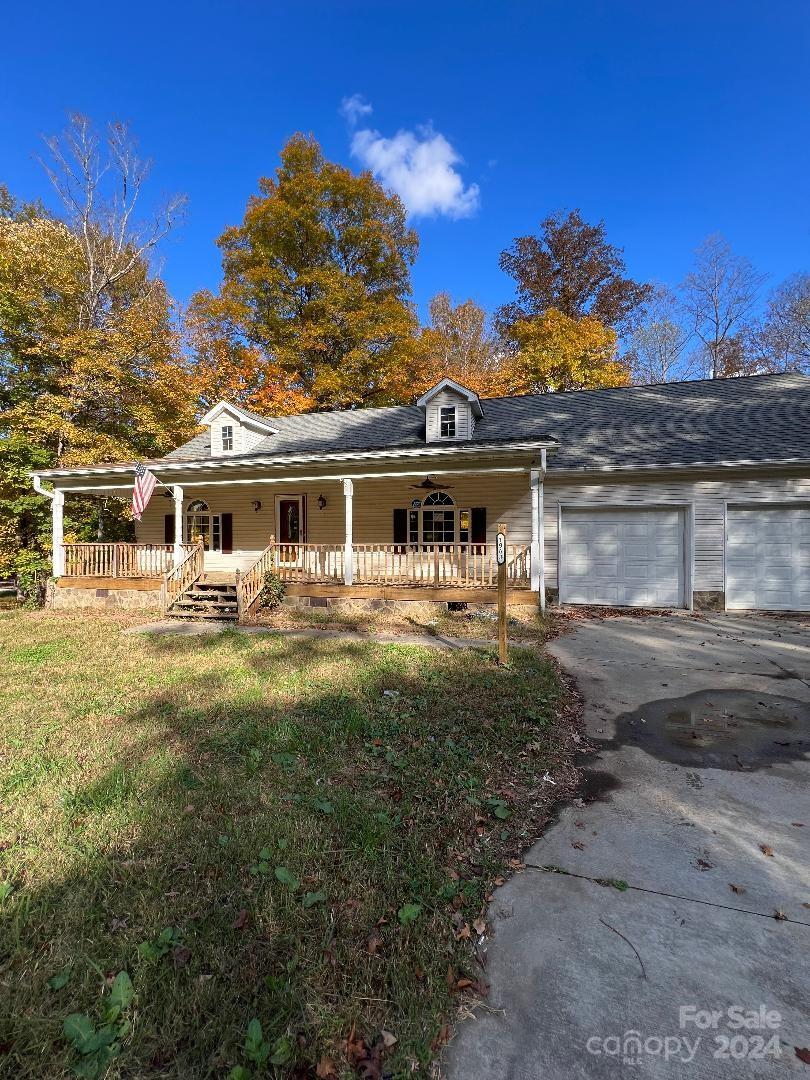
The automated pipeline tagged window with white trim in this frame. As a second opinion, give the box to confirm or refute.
[439,406,456,438]
[221,424,234,452]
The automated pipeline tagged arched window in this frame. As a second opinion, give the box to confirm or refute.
[423,491,454,506]
[186,499,220,550]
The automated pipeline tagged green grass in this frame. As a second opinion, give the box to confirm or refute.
[0,610,578,1078]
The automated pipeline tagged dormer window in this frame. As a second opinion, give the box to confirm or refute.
[439,407,457,439]
[221,425,234,452]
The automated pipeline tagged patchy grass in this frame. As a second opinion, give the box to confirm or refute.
[253,600,558,644]
[0,610,579,1078]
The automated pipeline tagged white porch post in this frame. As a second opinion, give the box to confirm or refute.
[530,459,546,610]
[173,484,184,563]
[52,489,65,577]
[343,478,353,585]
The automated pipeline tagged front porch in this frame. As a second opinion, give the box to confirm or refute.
[56,538,537,615]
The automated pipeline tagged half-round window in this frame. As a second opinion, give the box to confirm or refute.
[423,491,454,506]
[187,499,209,513]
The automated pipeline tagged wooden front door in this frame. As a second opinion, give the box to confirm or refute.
[275,495,305,564]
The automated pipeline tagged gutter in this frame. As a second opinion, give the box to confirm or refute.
[32,475,56,501]
[30,438,558,480]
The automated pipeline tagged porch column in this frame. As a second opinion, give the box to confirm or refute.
[52,489,65,577]
[173,484,184,563]
[343,478,353,585]
[530,465,543,607]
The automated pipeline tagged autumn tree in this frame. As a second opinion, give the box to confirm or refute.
[626,286,695,384]
[752,273,810,373]
[0,117,195,584]
[190,134,419,412]
[680,234,766,378]
[502,309,627,395]
[497,209,652,335]
[411,292,507,398]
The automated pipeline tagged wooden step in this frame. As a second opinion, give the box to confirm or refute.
[166,610,238,621]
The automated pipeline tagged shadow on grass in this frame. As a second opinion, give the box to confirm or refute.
[0,629,575,1078]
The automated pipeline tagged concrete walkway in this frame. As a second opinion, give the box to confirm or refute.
[446,614,810,1078]
[123,619,533,652]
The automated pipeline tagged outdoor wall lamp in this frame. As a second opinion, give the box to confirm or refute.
[317,494,327,511]
[251,500,262,512]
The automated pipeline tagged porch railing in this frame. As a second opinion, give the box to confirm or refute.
[240,541,530,592]
[353,543,530,587]
[161,542,204,612]
[61,543,191,579]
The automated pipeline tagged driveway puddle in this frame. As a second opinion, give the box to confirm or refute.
[607,690,810,770]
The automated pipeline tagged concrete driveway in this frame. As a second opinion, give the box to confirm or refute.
[446,615,810,1079]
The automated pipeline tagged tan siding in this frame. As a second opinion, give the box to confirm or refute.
[543,473,810,591]
[135,473,535,554]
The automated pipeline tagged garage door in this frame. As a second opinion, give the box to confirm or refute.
[726,506,810,611]
[561,508,686,608]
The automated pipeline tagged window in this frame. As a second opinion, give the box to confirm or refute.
[221,424,234,452]
[439,406,456,438]
[185,499,222,551]
[420,491,455,547]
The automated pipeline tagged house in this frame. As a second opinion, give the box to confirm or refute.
[31,372,810,619]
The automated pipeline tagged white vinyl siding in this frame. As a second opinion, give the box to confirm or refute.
[561,507,686,608]
[726,505,810,611]
[425,390,473,442]
[543,474,810,593]
[210,417,267,456]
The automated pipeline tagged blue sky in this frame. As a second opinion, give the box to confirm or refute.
[2,0,808,321]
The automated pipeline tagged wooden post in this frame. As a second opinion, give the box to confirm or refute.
[497,522,508,666]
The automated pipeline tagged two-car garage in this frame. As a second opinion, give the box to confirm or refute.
[556,502,810,612]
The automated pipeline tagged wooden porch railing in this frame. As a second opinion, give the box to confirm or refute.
[161,542,204,613]
[62,543,190,579]
[353,543,530,587]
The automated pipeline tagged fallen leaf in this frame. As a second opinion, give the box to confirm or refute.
[791,822,805,827]
[316,1055,338,1079]
[366,931,382,955]
[773,909,787,921]
[454,923,471,941]
[571,840,585,850]
[760,844,775,857]
[795,1047,810,1065]
[472,917,487,936]
[172,945,192,968]
[473,977,490,997]
[380,1030,397,1049]
[233,909,249,930]
[454,977,474,991]
[431,1024,451,1051]
[729,884,746,895]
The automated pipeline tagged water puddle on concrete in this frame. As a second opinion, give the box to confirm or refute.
[609,689,810,770]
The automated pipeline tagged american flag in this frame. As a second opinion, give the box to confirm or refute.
[131,463,158,520]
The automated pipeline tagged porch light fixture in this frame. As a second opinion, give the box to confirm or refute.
[410,475,453,490]
[251,499,262,512]
[317,493,327,510]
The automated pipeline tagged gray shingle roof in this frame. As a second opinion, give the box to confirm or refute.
[163,373,810,471]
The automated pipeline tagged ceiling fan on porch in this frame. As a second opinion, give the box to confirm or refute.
[409,475,454,490]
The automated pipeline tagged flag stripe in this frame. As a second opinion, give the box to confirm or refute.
[132,464,158,521]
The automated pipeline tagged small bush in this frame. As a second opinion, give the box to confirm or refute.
[258,571,286,610]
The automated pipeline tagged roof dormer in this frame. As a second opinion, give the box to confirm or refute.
[200,401,278,457]
[416,378,484,444]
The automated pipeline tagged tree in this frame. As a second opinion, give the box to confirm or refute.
[680,234,766,378]
[190,134,419,412]
[626,286,695,384]
[502,309,627,395]
[0,117,195,583]
[411,292,507,398]
[497,209,652,335]
[752,273,810,373]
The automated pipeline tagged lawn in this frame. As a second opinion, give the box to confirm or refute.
[0,610,579,1079]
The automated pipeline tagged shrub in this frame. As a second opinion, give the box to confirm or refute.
[258,571,286,610]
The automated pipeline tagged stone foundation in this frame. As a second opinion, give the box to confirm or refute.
[49,584,162,612]
[692,590,725,612]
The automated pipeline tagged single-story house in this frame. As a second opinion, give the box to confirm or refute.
[31,372,810,618]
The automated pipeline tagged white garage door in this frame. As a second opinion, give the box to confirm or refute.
[726,506,810,611]
[561,508,686,608]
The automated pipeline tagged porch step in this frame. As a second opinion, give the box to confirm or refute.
[167,580,239,622]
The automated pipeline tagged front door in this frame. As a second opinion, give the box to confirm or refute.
[275,495,305,563]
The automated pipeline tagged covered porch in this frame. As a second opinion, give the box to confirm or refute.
[37,452,547,615]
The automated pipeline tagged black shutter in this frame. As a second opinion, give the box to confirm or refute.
[164,514,175,545]
[393,508,408,553]
[471,507,487,546]
[221,513,233,554]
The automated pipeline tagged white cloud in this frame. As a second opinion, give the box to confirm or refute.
[350,121,480,220]
[339,94,373,126]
